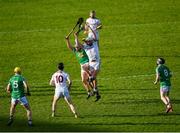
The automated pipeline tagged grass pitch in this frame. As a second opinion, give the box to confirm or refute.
[0,0,180,131]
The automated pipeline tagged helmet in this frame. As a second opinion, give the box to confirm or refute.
[157,58,165,65]
[89,10,96,18]
[14,67,21,74]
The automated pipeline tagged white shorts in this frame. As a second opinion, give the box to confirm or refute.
[160,86,170,93]
[89,61,100,71]
[55,87,70,99]
[80,62,89,72]
[11,96,29,106]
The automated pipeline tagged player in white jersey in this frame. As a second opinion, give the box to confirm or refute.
[75,24,101,102]
[85,10,102,45]
[50,63,78,118]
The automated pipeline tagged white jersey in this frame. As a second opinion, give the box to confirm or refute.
[86,17,101,40]
[86,17,101,31]
[83,41,100,62]
[50,71,69,90]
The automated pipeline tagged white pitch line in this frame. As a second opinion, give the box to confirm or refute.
[0,21,179,34]
[71,73,154,82]
[0,28,62,34]
[1,72,179,87]
[0,74,154,88]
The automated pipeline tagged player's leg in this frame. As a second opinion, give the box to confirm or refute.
[160,87,172,113]
[7,99,18,126]
[93,77,101,102]
[52,90,61,117]
[82,63,92,78]
[64,96,78,118]
[82,64,94,88]
[160,89,168,105]
[23,104,32,126]
[90,62,101,101]
[52,96,60,117]
[163,87,173,113]
[165,91,170,105]
[21,96,33,126]
[81,70,93,98]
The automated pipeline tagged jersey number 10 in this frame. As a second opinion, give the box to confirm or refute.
[56,75,64,83]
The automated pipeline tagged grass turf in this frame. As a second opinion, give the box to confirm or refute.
[0,0,180,131]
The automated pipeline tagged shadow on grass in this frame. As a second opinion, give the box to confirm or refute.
[101,55,180,58]
[0,116,98,132]
[101,99,180,105]
[101,88,157,91]
[83,113,180,118]
[1,112,180,132]
[1,117,179,132]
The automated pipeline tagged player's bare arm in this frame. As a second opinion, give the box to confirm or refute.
[86,24,97,41]
[154,73,160,85]
[50,79,55,86]
[67,77,72,91]
[65,36,73,51]
[74,32,83,48]
[96,24,102,30]
[6,83,11,93]
[23,81,31,96]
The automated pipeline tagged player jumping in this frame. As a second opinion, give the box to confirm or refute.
[75,24,101,102]
[65,33,94,99]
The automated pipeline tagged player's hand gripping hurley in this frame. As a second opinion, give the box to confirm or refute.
[65,17,84,39]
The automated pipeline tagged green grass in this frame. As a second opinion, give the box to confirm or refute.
[0,0,180,131]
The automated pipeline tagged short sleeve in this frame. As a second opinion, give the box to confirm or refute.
[50,74,55,82]
[9,78,11,84]
[66,73,70,79]
[86,18,89,23]
[97,19,101,25]
[22,76,26,81]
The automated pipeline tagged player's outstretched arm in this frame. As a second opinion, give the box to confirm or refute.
[86,24,97,41]
[65,36,73,51]
[74,32,83,48]
[96,23,102,30]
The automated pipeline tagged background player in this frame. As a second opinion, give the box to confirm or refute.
[50,63,78,118]
[154,58,173,113]
[6,67,32,126]
[85,10,102,46]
